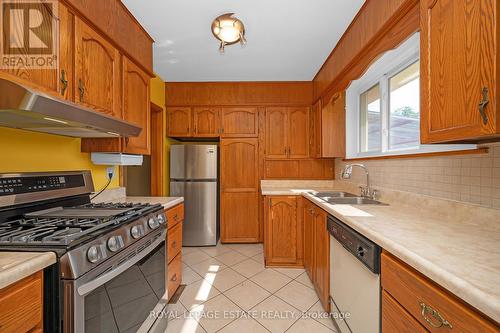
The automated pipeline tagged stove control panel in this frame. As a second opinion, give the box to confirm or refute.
[0,174,85,196]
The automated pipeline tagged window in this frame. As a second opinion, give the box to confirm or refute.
[346,33,475,159]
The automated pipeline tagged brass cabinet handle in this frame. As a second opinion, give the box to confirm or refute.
[60,69,68,96]
[171,273,177,282]
[78,79,85,101]
[478,87,489,125]
[420,302,452,329]
[172,240,177,248]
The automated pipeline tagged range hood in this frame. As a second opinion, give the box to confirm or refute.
[0,78,142,138]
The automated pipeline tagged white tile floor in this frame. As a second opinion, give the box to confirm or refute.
[163,243,337,333]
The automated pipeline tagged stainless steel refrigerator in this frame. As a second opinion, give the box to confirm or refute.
[170,145,219,246]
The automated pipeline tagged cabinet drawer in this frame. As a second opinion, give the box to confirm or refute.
[382,290,428,333]
[166,204,184,228]
[0,271,43,333]
[167,221,182,263]
[167,253,182,299]
[381,253,498,333]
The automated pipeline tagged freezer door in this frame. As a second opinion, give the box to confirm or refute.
[185,145,217,180]
[170,145,186,180]
[170,180,218,246]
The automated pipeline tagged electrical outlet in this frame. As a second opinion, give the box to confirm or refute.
[106,167,115,180]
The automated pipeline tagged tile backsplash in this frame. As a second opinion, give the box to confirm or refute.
[335,143,500,209]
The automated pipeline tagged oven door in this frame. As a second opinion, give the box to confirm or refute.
[63,229,168,333]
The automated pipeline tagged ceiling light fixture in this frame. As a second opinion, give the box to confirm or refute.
[211,13,246,53]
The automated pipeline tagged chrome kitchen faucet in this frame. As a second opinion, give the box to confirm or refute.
[341,164,379,200]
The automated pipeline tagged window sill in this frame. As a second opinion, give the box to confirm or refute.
[343,147,488,162]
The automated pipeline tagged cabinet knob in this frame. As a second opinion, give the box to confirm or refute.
[171,273,177,282]
[60,70,68,96]
[78,79,85,102]
[478,87,489,125]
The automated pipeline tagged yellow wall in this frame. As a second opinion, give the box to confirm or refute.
[0,127,119,190]
[150,74,176,195]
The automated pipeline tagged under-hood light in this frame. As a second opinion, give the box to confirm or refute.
[43,117,68,124]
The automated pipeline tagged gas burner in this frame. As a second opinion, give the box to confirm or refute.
[0,202,163,246]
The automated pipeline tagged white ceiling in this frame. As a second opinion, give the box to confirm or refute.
[122,0,365,82]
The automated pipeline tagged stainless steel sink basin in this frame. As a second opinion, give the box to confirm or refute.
[314,191,357,198]
[323,197,387,205]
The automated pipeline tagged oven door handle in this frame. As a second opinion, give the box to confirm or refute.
[77,235,165,296]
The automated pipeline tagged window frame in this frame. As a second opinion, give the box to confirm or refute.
[345,33,476,159]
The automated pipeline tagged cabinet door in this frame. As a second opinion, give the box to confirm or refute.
[321,92,346,158]
[265,196,297,265]
[75,18,121,118]
[167,107,192,137]
[288,107,310,158]
[314,209,330,311]
[221,108,259,137]
[265,107,288,158]
[303,201,314,279]
[123,57,150,154]
[193,107,220,137]
[220,138,259,242]
[421,0,497,142]
[0,2,69,96]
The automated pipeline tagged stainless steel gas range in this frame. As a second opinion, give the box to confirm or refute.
[0,171,169,333]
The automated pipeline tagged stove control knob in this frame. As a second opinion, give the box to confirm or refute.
[107,236,124,252]
[87,246,102,263]
[157,213,166,225]
[148,217,160,229]
[130,225,144,239]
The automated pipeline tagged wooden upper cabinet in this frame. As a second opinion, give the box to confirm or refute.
[265,196,298,265]
[220,138,260,243]
[265,107,288,158]
[193,107,220,137]
[0,2,75,97]
[318,92,345,158]
[167,107,192,137]
[123,57,150,154]
[265,106,310,159]
[421,0,498,142]
[75,18,122,118]
[221,107,259,137]
[288,107,310,158]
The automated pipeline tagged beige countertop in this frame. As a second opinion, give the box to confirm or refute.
[91,187,184,210]
[0,252,56,289]
[123,196,184,210]
[261,180,500,323]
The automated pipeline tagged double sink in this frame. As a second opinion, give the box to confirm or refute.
[312,191,387,205]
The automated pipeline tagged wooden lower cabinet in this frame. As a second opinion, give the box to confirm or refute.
[0,271,43,333]
[381,252,499,333]
[166,204,184,298]
[312,205,329,311]
[221,192,259,242]
[303,200,315,278]
[382,290,429,333]
[264,196,303,266]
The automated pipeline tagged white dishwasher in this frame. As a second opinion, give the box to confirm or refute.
[328,215,381,333]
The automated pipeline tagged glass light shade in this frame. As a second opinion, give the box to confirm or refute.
[211,13,245,47]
